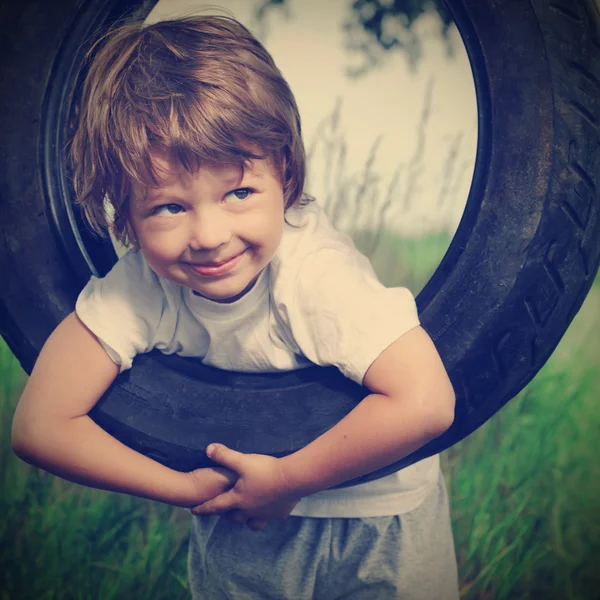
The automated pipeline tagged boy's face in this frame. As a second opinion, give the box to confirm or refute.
[128,151,285,303]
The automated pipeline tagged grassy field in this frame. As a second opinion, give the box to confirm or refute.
[1,234,599,599]
[444,282,600,599]
[0,349,192,600]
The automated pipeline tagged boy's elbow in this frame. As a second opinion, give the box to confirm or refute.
[12,436,32,464]
[11,440,34,464]
[425,379,456,438]
[11,421,31,461]
[11,410,41,464]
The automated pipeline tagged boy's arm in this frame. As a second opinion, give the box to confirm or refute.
[279,324,455,493]
[12,312,235,507]
[193,325,454,519]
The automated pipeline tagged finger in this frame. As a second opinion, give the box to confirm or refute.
[206,443,246,472]
[246,518,268,532]
[192,490,238,515]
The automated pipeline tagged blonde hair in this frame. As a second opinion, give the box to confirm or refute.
[70,15,310,246]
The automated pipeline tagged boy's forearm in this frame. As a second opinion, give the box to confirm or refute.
[12,413,220,507]
[279,391,453,496]
[11,312,232,508]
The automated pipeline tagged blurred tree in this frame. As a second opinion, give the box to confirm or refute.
[344,0,453,76]
[253,0,454,76]
[255,0,286,22]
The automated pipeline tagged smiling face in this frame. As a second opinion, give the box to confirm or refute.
[128,152,285,303]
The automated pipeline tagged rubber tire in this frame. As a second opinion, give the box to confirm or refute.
[1,0,599,486]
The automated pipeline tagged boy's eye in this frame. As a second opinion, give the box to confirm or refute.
[225,188,253,203]
[151,203,183,216]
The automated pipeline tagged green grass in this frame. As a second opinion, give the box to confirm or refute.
[0,346,191,600]
[353,227,453,292]
[445,278,600,600]
[1,234,599,599]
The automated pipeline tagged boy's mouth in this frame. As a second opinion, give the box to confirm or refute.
[189,250,246,276]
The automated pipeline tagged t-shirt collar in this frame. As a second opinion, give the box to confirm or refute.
[185,266,270,320]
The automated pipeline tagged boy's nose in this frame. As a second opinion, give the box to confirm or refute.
[187,210,232,251]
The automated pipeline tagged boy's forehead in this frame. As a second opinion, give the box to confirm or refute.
[132,151,271,198]
[152,154,244,184]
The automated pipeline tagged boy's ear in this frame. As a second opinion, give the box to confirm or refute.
[125,224,138,248]
[110,221,138,250]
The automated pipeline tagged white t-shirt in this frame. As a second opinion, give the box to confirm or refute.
[76,200,440,517]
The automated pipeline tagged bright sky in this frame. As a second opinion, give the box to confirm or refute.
[146,0,477,237]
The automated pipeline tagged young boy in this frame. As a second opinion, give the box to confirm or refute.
[12,15,459,599]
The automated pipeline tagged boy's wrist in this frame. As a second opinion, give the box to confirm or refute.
[136,467,200,507]
[179,466,237,508]
[278,454,327,498]
[126,464,214,508]
[166,470,203,507]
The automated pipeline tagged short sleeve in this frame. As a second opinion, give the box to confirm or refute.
[75,249,167,372]
[279,248,420,385]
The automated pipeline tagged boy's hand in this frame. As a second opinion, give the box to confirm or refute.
[185,466,238,507]
[191,444,302,529]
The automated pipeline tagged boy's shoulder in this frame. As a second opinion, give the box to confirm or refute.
[94,247,181,303]
[274,201,357,271]
[269,200,383,314]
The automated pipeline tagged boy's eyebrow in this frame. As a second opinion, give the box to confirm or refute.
[140,168,262,202]
[223,172,246,186]
[143,190,168,202]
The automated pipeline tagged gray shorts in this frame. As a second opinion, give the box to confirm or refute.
[188,470,459,600]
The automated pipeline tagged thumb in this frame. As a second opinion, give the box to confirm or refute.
[206,443,245,472]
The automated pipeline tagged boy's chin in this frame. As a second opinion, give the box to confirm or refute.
[191,276,260,304]
[191,289,243,304]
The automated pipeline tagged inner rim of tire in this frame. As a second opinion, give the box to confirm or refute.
[42,0,488,318]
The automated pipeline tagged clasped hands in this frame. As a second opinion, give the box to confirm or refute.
[191,443,302,531]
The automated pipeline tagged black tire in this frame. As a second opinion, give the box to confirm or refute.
[1,0,599,486]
